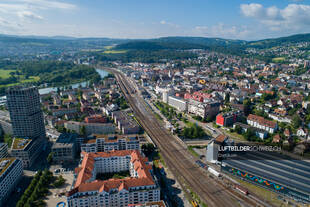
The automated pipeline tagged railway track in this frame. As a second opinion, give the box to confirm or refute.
[110,68,262,207]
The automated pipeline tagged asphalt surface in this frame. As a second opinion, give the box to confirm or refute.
[108,68,258,207]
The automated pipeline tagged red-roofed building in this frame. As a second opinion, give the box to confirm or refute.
[247,114,278,134]
[85,115,107,123]
[67,150,160,207]
[184,91,212,102]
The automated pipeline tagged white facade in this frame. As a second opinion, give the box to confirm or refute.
[247,119,277,134]
[67,151,160,207]
[167,96,187,112]
[81,135,140,153]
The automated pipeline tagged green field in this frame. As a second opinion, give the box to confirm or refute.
[102,50,127,54]
[104,45,114,50]
[0,69,17,79]
[272,57,286,62]
[20,76,40,83]
[0,71,40,87]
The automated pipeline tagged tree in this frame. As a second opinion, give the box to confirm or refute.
[243,128,256,141]
[53,175,65,188]
[225,93,230,104]
[292,115,302,129]
[243,99,252,116]
[141,143,155,157]
[80,125,86,136]
[47,152,54,164]
[235,125,242,134]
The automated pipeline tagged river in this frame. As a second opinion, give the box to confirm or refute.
[38,68,109,95]
[0,68,109,102]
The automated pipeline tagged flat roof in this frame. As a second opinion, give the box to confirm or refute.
[0,157,16,176]
[11,138,31,150]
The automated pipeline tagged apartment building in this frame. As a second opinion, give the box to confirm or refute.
[64,121,115,136]
[188,99,220,119]
[128,201,166,207]
[66,150,160,207]
[167,96,187,112]
[0,158,23,206]
[81,134,140,153]
[216,110,244,127]
[112,111,140,134]
[85,115,107,123]
[247,114,278,134]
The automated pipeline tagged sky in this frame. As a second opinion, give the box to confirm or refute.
[1,0,310,40]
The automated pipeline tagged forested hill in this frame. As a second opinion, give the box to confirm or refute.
[1,33,310,57]
[247,33,310,48]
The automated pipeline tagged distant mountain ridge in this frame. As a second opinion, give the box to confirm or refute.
[0,33,310,57]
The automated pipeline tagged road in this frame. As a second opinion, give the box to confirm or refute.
[105,67,260,207]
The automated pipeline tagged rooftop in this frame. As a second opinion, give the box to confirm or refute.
[11,138,31,150]
[128,201,166,207]
[0,158,15,176]
[68,150,154,197]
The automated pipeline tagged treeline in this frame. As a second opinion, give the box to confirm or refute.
[115,40,207,50]
[181,122,206,139]
[0,60,101,95]
[16,169,53,207]
[96,49,197,63]
[19,61,101,85]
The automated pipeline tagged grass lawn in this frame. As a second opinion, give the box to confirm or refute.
[0,75,40,88]
[102,50,127,54]
[20,76,40,83]
[272,57,286,62]
[221,129,246,141]
[0,69,17,79]
[104,45,114,50]
[187,146,200,158]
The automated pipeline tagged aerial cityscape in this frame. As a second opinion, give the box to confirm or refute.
[1,0,310,207]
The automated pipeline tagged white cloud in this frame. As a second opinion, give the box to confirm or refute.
[0,0,76,34]
[194,23,251,39]
[14,0,76,10]
[240,3,310,31]
[17,11,43,20]
[159,20,180,28]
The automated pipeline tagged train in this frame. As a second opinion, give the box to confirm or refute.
[208,167,221,177]
[234,184,249,195]
[191,200,199,207]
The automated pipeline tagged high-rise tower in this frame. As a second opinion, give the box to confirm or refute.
[6,86,45,139]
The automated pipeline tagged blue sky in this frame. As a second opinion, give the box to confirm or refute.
[1,0,310,40]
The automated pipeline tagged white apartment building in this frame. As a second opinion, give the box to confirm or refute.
[0,158,23,206]
[64,121,115,136]
[167,96,187,112]
[247,114,278,134]
[67,150,160,207]
[187,100,220,119]
[81,134,140,153]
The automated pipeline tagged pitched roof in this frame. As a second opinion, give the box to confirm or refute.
[68,150,155,197]
[247,114,277,128]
